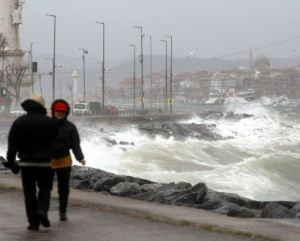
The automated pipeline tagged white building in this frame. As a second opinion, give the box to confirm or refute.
[210,72,237,97]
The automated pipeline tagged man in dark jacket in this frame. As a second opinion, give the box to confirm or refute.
[51,99,85,221]
[6,95,58,231]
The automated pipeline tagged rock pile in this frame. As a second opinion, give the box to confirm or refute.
[138,123,223,141]
[70,166,300,219]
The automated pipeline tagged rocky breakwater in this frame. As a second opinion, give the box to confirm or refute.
[70,166,300,219]
[138,122,224,141]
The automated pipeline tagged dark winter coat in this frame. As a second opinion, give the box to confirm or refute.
[51,99,84,162]
[7,100,58,165]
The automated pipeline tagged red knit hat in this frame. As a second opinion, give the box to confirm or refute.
[53,101,69,112]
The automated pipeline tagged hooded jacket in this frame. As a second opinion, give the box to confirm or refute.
[7,99,58,166]
[51,99,84,162]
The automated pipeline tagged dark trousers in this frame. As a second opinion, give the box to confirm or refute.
[53,167,71,214]
[21,167,53,226]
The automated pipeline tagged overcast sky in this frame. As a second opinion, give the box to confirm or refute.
[21,0,300,63]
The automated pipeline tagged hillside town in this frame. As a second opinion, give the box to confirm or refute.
[118,55,300,106]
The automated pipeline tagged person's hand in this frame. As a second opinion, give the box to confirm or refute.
[80,159,86,166]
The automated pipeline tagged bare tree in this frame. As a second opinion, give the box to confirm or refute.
[0,33,8,82]
[5,63,28,105]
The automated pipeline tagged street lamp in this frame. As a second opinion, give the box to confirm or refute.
[160,40,168,113]
[96,21,105,115]
[46,13,56,101]
[166,35,173,113]
[129,44,136,111]
[133,26,144,113]
[79,48,88,102]
[30,42,37,95]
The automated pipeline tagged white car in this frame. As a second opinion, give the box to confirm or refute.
[72,102,91,116]
[10,107,26,117]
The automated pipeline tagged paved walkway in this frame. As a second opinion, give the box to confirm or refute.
[0,190,263,241]
[1,171,299,241]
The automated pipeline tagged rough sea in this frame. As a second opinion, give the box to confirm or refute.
[1,100,300,202]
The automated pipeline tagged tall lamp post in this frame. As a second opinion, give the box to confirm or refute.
[160,40,168,113]
[96,21,105,114]
[30,42,37,94]
[129,44,136,111]
[166,35,173,113]
[133,26,144,113]
[46,13,56,101]
[79,48,88,102]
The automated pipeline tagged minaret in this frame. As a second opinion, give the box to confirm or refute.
[0,0,24,67]
[249,47,253,70]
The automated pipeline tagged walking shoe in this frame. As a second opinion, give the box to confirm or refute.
[38,212,51,227]
[27,224,39,231]
[60,212,68,221]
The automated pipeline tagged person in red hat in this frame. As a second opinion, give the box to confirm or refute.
[51,99,86,221]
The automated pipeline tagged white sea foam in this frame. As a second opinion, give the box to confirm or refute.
[76,104,300,201]
[1,103,300,201]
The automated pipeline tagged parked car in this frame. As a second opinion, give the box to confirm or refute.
[10,107,26,117]
[103,105,119,116]
[72,102,91,115]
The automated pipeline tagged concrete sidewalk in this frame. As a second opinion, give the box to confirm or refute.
[0,172,299,241]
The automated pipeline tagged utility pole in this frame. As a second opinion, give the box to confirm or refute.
[134,26,144,113]
[166,35,173,113]
[150,35,153,109]
[30,42,37,94]
[79,48,88,102]
[46,14,56,101]
[129,44,136,111]
[96,21,105,115]
[160,40,168,113]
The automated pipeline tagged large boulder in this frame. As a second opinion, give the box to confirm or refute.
[202,190,255,209]
[136,182,207,206]
[93,176,125,192]
[165,183,208,205]
[71,165,110,181]
[136,182,192,202]
[140,183,163,193]
[214,203,259,217]
[198,198,224,210]
[261,202,296,218]
[70,179,91,190]
[110,182,141,197]
[123,175,154,185]
[292,203,300,218]
[227,206,260,218]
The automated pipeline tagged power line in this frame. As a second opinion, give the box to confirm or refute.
[216,35,300,59]
[38,70,129,74]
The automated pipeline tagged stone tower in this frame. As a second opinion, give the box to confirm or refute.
[0,0,24,67]
[0,0,31,109]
